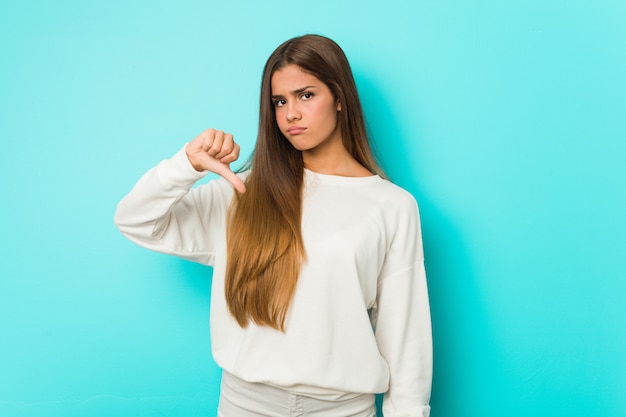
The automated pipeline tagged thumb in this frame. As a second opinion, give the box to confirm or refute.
[213,163,246,194]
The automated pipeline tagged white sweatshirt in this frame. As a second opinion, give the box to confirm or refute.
[114,146,432,417]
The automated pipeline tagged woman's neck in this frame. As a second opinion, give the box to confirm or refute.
[303,148,372,177]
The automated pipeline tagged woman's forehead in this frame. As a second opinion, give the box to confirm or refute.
[271,65,324,94]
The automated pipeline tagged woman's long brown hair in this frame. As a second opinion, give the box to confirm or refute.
[225,34,385,331]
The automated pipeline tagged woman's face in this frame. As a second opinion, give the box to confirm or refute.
[271,64,343,157]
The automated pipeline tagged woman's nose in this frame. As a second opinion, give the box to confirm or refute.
[286,103,301,122]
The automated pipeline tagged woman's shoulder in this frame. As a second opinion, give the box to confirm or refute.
[373,177,418,208]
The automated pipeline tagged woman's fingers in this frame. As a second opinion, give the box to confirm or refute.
[219,142,240,164]
[185,129,246,193]
[212,162,247,194]
[207,130,224,157]
[214,133,235,159]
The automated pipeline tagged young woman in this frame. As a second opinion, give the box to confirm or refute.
[115,34,432,417]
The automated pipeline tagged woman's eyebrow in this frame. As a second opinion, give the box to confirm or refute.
[291,85,316,94]
[271,85,316,98]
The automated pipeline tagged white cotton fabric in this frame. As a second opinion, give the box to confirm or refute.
[218,371,376,417]
[114,146,432,417]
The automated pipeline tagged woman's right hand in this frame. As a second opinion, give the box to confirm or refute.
[185,128,246,193]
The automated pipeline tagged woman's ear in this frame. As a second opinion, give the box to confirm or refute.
[337,101,342,111]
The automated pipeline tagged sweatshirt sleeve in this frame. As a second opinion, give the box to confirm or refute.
[113,145,235,266]
[373,194,432,417]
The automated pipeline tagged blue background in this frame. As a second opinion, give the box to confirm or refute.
[1,1,624,416]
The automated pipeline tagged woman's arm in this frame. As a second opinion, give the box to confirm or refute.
[114,129,244,265]
[374,196,433,417]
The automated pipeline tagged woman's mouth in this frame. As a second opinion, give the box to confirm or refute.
[287,126,307,135]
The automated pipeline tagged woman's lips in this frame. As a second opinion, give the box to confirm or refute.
[287,126,307,135]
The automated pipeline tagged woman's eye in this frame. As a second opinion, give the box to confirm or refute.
[274,99,286,107]
[301,92,313,100]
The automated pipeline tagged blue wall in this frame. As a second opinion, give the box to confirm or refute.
[1,1,624,416]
